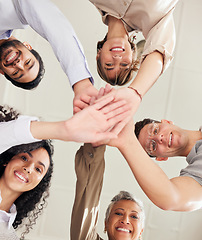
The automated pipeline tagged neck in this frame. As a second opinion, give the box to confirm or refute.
[0,179,21,212]
[183,130,202,156]
[107,16,128,40]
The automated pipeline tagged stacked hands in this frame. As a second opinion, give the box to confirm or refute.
[71,82,141,144]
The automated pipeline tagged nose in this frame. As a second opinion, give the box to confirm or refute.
[13,59,24,70]
[121,215,130,225]
[153,133,163,144]
[23,164,33,174]
[112,54,122,59]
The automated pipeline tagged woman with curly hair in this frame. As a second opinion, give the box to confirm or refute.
[0,140,54,240]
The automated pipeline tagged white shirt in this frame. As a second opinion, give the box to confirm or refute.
[0,0,93,87]
[0,192,17,230]
[0,115,39,154]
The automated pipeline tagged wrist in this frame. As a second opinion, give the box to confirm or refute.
[73,79,92,93]
[128,86,142,101]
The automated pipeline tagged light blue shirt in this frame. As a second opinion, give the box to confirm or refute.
[0,0,93,87]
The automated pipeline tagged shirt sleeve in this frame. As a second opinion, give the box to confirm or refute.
[0,115,39,154]
[14,0,94,87]
[70,143,106,240]
[141,8,176,73]
[180,142,202,186]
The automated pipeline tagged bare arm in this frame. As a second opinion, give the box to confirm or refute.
[108,121,202,211]
[129,51,163,96]
[30,96,130,143]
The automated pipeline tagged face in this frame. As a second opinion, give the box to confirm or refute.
[97,38,134,82]
[138,121,189,158]
[0,40,39,83]
[105,200,143,240]
[1,148,50,194]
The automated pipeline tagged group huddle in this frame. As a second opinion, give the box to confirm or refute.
[0,0,202,240]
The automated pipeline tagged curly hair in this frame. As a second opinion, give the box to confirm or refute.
[4,48,45,90]
[0,105,19,122]
[0,140,54,239]
[97,34,139,86]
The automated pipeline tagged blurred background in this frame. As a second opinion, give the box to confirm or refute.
[1,0,202,239]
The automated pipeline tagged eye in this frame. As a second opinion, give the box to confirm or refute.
[25,59,31,65]
[153,127,159,135]
[115,212,123,216]
[21,156,28,161]
[106,63,113,66]
[120,63,128,67]
[13,70,19,76]
[35,167,42,173]
[131,215,138,219]
[150,140,157,152]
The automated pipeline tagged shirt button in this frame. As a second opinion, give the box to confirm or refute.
[88,152,94,158]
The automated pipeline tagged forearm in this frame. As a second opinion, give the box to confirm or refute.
[129,51,163,96]
[118,136,180,210]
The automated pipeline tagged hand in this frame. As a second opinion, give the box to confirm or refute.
[66,95,131,143]
[73,79,98,114]
[107,119,135,149]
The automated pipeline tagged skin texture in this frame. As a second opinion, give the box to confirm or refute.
[105,120,202,211]
[0,39,39,83]
[105,200,143,240]
[30,95,131,143]
[0,148,50,212]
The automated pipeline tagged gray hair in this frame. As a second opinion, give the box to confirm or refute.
[105,191,145,227]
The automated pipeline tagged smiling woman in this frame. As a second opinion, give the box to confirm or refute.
[0,38,43,90]
[70,143,145,240]
[0,140,54,240]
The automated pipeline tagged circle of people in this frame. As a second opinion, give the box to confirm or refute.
[0,0,201,240]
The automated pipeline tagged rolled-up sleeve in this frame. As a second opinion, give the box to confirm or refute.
[0,115,39,154]
[142,8,176,73]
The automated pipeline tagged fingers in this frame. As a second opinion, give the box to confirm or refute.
[73,106,81,114]
[100,100,129,117]
[93,96,115,110]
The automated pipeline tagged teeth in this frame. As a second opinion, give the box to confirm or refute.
[169,133,172,147]
[117,228,130,233]
[111,48,123,51]
[15,172,27,182]
[7,53,16,62]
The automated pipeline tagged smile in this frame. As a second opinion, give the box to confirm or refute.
[168,132,172,147]
[4,51,19,66]
[14,171,28,183]
[116,227,131,233]
[110,47,125,52]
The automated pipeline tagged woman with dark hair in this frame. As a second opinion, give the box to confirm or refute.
[0,140,54,239]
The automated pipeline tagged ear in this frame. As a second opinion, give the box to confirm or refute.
[104,220,107,233]
[156,156,168,161]
[161,119,173,125]
[23,42,32,50]
[0,69,4,75]
[96,49,101,60]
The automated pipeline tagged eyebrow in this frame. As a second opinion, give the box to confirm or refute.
[114,208,139,214]
[13,61,35,80]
